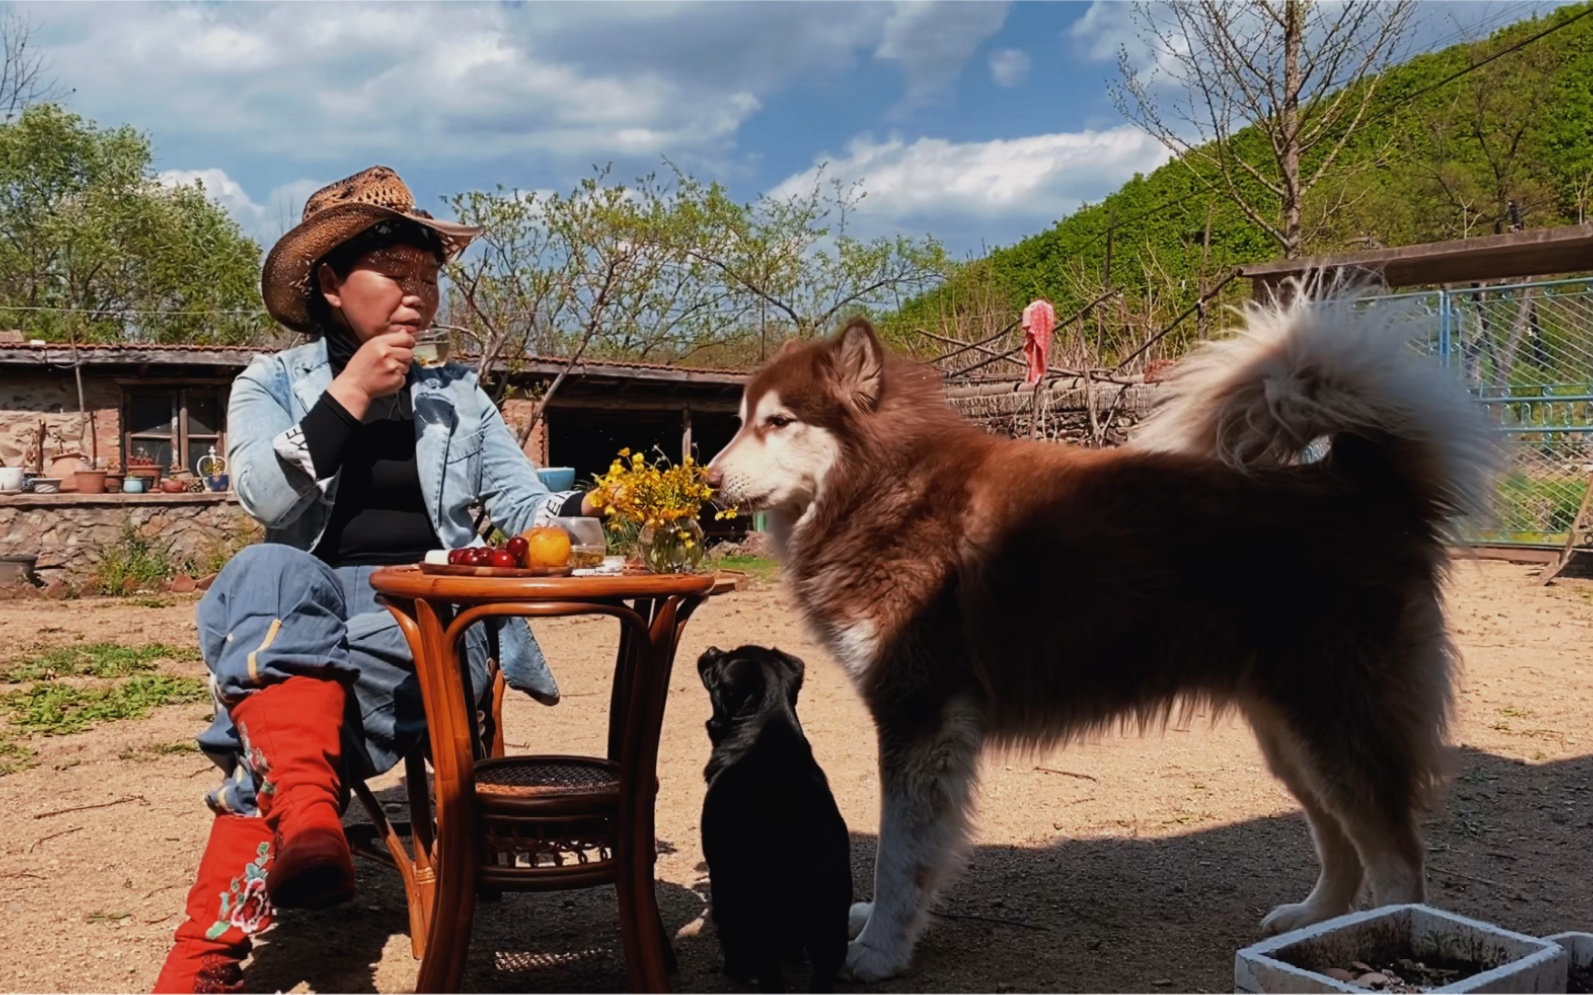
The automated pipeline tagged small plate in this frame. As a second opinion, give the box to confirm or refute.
[418,562,574,578]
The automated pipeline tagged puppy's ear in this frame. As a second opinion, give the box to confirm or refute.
[830,317,884,411]
[698,647,726,689]
[775,649,805,705]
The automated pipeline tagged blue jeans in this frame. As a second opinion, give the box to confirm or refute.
[194,544,490,816]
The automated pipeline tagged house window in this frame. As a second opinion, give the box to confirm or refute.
[123,387,226,472]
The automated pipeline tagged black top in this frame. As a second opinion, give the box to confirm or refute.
[303,329,582,567]
[305,390,440,567]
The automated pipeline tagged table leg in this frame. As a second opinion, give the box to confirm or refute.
[412,599,479,994]
[616,595,685,993]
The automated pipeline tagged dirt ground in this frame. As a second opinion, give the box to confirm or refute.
[0,558,1588,994]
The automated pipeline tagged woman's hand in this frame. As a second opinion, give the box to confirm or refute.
[327,329,415,419]
[581,480,628,517]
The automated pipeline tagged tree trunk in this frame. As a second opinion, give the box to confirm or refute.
[1281,0,1304,259]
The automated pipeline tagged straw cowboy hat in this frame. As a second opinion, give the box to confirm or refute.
[261,165,481,334]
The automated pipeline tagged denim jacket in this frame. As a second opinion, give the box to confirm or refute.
[226,337,575,703]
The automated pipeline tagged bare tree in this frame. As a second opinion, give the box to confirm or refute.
[2,11,63,120]
[445,168,754,447]
[1112,0,1415,259]
[677,167,951,340]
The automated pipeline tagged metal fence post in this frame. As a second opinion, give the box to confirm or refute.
[1437,289,1453,369]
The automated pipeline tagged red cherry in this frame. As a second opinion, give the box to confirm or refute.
[489,549,518,569]
[447,548,470,565]
[505,536,529,567]
[470,547,494,566]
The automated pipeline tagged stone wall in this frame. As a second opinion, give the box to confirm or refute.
[947,378,1163,447]
[0,372,122,471]
[0,493,260,589]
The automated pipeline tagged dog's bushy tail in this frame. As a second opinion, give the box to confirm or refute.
[1130,276,1498,531]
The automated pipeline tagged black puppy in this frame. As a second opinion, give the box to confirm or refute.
[698,645,852,993]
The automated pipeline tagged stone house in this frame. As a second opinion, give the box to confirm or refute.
[0,340,747,587]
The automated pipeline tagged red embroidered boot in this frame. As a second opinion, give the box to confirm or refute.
[152,814,274,994]
[230,676,356,911]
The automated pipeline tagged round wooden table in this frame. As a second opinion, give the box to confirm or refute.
[366,566,722,993]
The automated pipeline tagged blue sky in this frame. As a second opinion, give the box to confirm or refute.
[15,0,1575,258]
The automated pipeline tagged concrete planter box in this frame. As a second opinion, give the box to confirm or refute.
[1235,905,1568,993]
[1546,933,1593,992]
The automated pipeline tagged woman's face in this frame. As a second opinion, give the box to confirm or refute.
[317,243,441,342]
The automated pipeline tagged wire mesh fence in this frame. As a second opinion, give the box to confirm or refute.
[1366,277,1593,546]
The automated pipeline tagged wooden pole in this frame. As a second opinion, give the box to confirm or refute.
[67,320,97,467]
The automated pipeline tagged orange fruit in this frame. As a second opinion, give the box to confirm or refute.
[522,526,572,569]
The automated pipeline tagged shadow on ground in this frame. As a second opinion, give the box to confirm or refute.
[246,746,1592,993]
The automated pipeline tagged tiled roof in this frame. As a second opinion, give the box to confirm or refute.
[0,340,749,384]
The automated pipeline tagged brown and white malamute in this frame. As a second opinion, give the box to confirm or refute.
[705,283,1497,982]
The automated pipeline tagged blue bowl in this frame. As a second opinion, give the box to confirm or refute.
[537,467,576,491]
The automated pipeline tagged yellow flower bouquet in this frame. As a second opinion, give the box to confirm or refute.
[590,448,735,573]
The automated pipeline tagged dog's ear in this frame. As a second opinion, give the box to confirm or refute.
[830,317,884,410]
[774,649,805,705]
[771,338,804,362]
[698,647,726,689]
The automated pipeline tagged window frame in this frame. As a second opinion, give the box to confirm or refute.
[119,381,230,473]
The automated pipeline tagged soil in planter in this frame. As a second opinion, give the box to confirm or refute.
[1284,948,1490,993]
[1568,961,1593,994]
[1324,957,1488,992]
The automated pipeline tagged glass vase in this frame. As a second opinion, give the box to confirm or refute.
[637,519,706,574]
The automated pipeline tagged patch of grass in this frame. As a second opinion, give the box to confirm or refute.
[193,523,262,577]
[127,597,174,609]
[83,519,262,596]
[83,911,132,924]
[1485,473,1588,542]
[87,523,183,595]
[0,738,35,776]
[118,739,200,762]
[0,675,208,737]
[712,553,782,584]
[0,643,200,683]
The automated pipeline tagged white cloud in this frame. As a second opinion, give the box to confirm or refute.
[1067,1,1137,64]
[770,127,1173,246]
[875,1,1012,111]
[158,169,326,244]
[988,48,1031,88]
[1068,0,1582,74]
[23,1,1007,170]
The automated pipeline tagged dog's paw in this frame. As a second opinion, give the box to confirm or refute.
[847,901,872,940]
[1260,900,1344,936]
[843,938,910,983]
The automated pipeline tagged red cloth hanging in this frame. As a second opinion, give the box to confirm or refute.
[1022,298,1056,385]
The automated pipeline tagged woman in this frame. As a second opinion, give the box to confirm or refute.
[155,166,603,993]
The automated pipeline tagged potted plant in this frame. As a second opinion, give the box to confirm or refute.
[74,456,109,495]
[589,448,735,574]
[126,449,163,487]
[103,460,124,493]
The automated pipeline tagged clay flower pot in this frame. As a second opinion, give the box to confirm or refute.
[74,469,108,494]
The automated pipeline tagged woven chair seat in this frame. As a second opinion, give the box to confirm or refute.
[474,755,619,800]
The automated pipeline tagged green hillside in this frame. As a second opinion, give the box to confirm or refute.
[883,3,1593,368]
